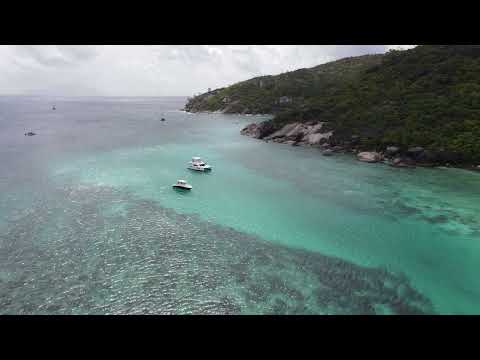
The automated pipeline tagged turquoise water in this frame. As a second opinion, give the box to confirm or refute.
[1,96,480,314]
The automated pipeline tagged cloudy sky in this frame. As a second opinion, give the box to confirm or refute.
[0,45,416,97]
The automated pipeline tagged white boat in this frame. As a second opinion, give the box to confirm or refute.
[172,179,192,190]
[188,157,212,172]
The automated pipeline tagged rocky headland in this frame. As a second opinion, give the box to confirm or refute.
[185,45,480,171]
[240,120,480,170]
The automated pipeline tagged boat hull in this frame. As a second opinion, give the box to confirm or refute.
[172,185,192,190]
[188,166,212,172]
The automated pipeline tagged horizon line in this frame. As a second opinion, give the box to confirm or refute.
[0,94,190,98]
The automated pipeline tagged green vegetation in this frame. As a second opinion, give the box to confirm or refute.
[185,46,480,163]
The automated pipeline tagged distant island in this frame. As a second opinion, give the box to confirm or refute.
[184,45,480,170]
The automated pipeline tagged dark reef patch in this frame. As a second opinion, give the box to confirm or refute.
[421,214,450,224]
[0,184,434,314]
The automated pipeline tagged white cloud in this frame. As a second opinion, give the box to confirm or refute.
[0,45,416,96]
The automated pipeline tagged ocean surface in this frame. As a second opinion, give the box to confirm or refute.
[1,95,479,314]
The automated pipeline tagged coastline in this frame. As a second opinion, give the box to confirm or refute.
[180,108,273,117]
[256,132,480,173]
[185,109,480,173]
[255,136,480,173]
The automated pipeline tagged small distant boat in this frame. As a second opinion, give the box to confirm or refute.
[24,131,36,136]
[52,105,56,110]
[188,157,212,172]
[172,179,192,190]
[160,118,166,121]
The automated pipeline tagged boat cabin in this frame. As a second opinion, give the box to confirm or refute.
[191,157,207,165]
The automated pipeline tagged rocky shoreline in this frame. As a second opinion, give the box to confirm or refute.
[241,120,480,172]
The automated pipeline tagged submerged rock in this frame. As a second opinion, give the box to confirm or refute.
[392,158,403,166]
[357,152,383,163]
[390,157,416,168]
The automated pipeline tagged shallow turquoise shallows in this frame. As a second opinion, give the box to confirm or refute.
[1,96,479,314]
